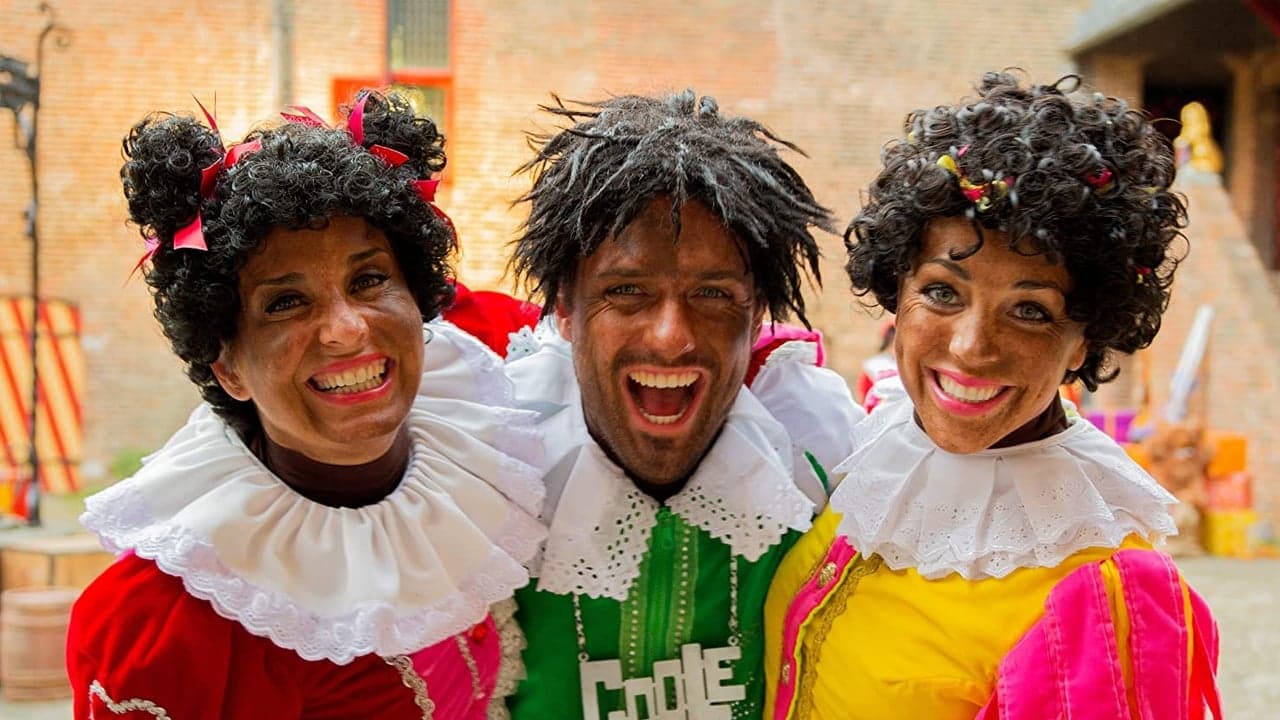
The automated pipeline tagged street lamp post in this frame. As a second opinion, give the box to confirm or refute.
[0,2,69,527]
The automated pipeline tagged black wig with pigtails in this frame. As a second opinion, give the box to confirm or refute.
[121,91,455,436]
[847,71,1188,390]
[510,89,834,326]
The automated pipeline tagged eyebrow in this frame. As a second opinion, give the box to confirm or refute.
[1014,279,1068,294]
[922,257,970,280]
[255,272,304,288]
[253,247,390,287]
[923,258,1068,294]
[592,268,751,285]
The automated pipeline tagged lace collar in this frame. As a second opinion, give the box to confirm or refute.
[828,399,1177,580]
[81,320,547,664]
[506,325,815,601]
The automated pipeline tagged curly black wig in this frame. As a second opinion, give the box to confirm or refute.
[122,91,455,436]
[847,71,1188,389]
[510,89,834,326]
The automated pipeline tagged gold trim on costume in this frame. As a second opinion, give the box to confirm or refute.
[386,655,437,719]
[793,554,882,719]
[88,680,171,718]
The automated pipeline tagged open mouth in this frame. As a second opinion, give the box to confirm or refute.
[627,370,700,426]
[310,358,389,395]
[930,369,1009,415]
[936,372,1004,403]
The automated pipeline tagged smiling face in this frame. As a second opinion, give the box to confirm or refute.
[211,216,424,465]
[895,216,1088,454]
[557,197,764,486]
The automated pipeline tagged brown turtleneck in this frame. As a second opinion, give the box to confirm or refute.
[248,425,412,508]
[992,397,1070,448]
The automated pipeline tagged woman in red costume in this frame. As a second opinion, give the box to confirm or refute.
[67,92,545,719]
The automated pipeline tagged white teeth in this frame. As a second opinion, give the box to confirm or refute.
[314,359,388,391]
[937,373,1002,403]
[629,370,699,389]
[640,410,683,425]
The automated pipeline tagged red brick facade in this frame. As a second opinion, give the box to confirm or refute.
[3,0,1277,522]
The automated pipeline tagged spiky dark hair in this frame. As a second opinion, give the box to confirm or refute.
[847,71,1188,390]
[510,89,833,326]
[121,91,454,436]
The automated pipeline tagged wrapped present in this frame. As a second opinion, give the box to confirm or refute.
[1202,510,1260,557]
[1206,433,1247,477]
[1205,471,1253,511]
[1085,409,1137,443]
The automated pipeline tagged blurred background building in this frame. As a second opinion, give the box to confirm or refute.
[1,0,1278,538]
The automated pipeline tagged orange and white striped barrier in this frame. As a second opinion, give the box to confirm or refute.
[0,297,84,518]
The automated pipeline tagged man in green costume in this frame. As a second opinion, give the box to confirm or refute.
[504,89,861,720]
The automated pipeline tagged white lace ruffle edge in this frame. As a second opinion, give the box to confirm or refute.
[530,391,813,601]
[666,401,813,561]
[84,479,543,665]
[80,321,548,664]
[829,400,1177,580]
[532,444,661,601]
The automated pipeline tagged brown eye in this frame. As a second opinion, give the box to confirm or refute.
[694,287,731,299]
[266,293,304,313]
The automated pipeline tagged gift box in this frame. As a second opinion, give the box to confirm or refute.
[1206,433,1247,477]
[1202,510,1260,558]
[1204,471,1253,511]
[1085,409,1137,443]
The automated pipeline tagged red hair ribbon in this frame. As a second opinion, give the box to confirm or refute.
[414,178,458,242]
[1084,166,1117,195]
[132,98,261,275]
[347,94,457,241]
[1135,265,1152,284]
[276,94,455,241]
[281,105,327,127]
[347,93,412,167]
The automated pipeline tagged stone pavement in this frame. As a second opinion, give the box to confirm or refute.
[0,557,1274,719]
[1179,556,1280,719]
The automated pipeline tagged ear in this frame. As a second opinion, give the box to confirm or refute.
[210,346,251,401]
[749,300,767,346]
[1067,337,1088,376]
[554,293,573,342]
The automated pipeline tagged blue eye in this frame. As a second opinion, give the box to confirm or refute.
[695,287,731,299]
[352,272,389,291]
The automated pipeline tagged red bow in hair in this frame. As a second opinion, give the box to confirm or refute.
[347,93,457,242]
[132,98,261,275]
[1083,166,1117,196]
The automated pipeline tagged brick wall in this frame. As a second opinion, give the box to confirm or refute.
[7,0,1278,522]
[445,0,1090,379]
[1144,174,1280,525]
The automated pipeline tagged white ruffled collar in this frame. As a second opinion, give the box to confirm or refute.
[506,324,815,601]
[828,399,1177,580]
[82,320,547,664]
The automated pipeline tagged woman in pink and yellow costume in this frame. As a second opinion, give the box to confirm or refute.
[764,72,1221,719]
[67,92,545,719]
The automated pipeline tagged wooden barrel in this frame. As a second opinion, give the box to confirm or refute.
[0,586,79,701]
